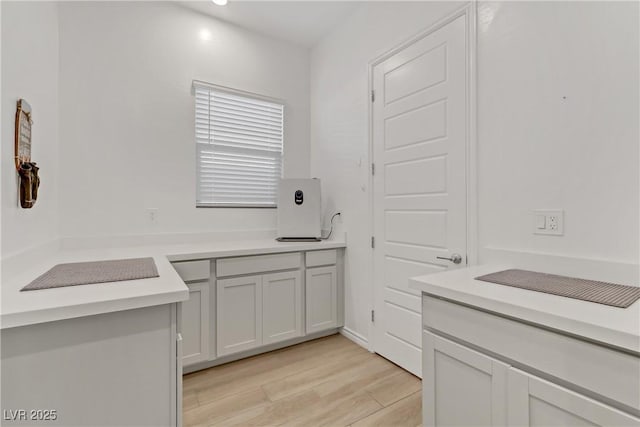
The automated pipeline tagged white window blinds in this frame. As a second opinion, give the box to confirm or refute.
[194,81,284,207]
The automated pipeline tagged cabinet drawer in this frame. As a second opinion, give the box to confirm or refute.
[423,295,640,412]
[305,250,337,267]
[216,252,301,278]
[172,260,210,282]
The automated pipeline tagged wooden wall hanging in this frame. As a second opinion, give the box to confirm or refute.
[15,99,32,168]
[15,99,40,209]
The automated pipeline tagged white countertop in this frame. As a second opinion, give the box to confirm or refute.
[410,265,640,354]
[1,238,346,330]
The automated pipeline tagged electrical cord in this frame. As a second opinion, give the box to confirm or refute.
[320,212,341,240]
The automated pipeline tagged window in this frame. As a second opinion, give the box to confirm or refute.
[193,81,284,207]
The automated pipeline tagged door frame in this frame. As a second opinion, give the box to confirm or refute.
[367,3,478,352]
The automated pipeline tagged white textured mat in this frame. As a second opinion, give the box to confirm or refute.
[476,269,640,308]
[22,257,159,291]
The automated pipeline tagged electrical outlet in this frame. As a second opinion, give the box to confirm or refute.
[533,210,563,236]
[146,208,159,225]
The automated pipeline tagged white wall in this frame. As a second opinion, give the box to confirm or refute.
[310,1,639,343]
[477,1,639,265]
[57,2,310,239]
[310,1,465,343]
[1,1,59,258]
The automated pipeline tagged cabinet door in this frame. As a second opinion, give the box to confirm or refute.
[423,331,508,426]
[508,368,640,426]
[263,271,303,345]
[305,266,338,334]
[181,281,210,366]
[217,275,263,356]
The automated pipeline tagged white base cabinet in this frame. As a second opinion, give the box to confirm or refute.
[1,304,181,427]
[263,271,303,345]
[423,332,507,426]
[181,281,210,365]
[421,295,640,427]
[174,249,343,368]
[424,331,640,427]
[508,368,640,427]
[306,266,338,334]
[217,271,304,356]
[217,275,263,356]
[173,260,211,365]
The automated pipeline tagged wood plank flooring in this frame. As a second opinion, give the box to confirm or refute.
[183,334,422,427]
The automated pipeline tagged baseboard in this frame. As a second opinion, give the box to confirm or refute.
[339,327,370,351]
[481,246,639,285]
[183,329,339,374]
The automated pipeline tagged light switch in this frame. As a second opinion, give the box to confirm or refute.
[536,214,546,229]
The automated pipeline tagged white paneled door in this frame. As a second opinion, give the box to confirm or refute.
[372,13,471,377]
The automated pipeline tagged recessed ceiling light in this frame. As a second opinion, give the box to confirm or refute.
[212,0,227,6]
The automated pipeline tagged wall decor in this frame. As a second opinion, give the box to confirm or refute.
[15,99,40,209]
[15,99,32,168]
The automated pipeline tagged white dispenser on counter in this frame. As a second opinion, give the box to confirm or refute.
[276,178,321,242]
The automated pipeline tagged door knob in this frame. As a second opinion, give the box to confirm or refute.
[436,253,463,264]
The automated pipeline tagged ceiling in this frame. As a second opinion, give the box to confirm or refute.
[180,1,360,48]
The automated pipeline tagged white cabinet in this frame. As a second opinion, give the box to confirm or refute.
[217,271,304,356]
[422,295,640,412]
[421,295,640,427]
[217,275,263,356]
[174,248,344,370]
[171,260,211,367]
[181,281,210,365]
[423,331,640,427]
[263,271,303,345]
[423,331,508,426]
[508,368,640,427]
[1,304,180,427]
[306,266,338,334]
[217,253,339,356]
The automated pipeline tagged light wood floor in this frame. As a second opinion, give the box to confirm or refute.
[183,334,422,427]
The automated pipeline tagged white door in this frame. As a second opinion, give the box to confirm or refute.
[423,332,508,426]
[508,369,640,427]
[263,270,303,344]
[181,281,210,366]
[305,266,338,334]
[372,14,470,376]
[216,275,263,356]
